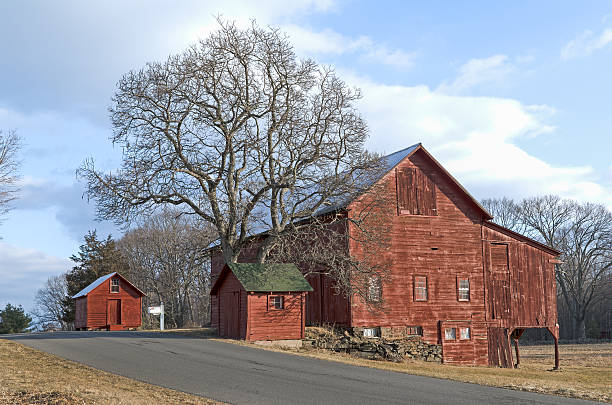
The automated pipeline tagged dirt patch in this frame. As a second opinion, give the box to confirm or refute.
[0,339,221,405]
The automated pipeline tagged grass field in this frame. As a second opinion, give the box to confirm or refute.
[0,339,220,405]
[235,338,612,403]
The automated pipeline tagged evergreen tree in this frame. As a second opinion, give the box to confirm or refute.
[61,231,129,324]
[0,303,32,334]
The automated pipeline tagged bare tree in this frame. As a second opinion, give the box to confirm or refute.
[551,202,612,340]
[32,274,70,331]
[80,19,387,296]
[120,210,216,328]
[0,130,21,226]
[481,197,526,234]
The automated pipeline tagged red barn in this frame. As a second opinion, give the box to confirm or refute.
[73,272,145,331]
[210,143,561,368]
[210,263,313,341]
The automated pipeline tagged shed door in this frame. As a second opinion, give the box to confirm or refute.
[222,292,240,338]
[487,243,511,320]
[108,299,121,325]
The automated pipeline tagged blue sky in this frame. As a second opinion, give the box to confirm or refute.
[1,0,611,311]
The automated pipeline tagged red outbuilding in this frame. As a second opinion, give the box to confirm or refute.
[211,263,313,341]
[73,272,145,331]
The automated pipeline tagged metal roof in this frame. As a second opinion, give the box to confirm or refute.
[72,272,146,298]
[211,263,314,294]
[72,273,116,298]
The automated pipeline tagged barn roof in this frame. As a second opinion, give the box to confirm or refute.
[72,272,145,298]
[211,263,313,294]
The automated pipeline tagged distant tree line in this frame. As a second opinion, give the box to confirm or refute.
[482,195,612,341]
[33,210,216,331]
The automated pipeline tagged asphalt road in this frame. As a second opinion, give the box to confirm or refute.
[5,331,598,405]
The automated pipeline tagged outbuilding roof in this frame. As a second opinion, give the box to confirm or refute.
[211,263,313,294]
[72,272,146,298]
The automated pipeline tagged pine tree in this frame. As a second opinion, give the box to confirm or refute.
[0,303,32,334]
[61,231,129,324]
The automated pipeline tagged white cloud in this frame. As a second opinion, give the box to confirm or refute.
[437,54,516,95]
[561,28,612,60]
[339,73,612,210]
[0,242,70,311]
[284,25,416,69]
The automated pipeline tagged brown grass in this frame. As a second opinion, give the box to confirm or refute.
[228,335,612,403]
[0,339,221,405]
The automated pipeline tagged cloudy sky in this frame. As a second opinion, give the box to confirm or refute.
[1,0,611,311]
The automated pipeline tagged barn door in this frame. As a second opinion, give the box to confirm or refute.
[108,299,121,325]
[487,243,511,320]
[222,292,240,338]
[487,327,513,368]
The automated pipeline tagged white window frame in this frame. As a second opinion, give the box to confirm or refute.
[444,327,456,340]
[110,278,120,293]
[458,278,470,301]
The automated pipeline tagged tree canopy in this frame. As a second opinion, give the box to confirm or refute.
[80,20,384,267]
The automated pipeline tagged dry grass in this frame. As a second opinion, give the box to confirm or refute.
[230,336,612,403]
[0,339,221,405]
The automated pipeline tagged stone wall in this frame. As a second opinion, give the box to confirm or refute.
[305,327,442,363]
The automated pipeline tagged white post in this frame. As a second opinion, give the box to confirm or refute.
[160,301,165,331]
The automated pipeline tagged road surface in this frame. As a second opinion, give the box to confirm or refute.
[5,331,598,405]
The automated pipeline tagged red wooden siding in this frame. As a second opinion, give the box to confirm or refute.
[349,150,487,353]
[247,292,306,341]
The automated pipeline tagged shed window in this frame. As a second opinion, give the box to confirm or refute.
[396,167,437,216]
[414,276,428,301]
[406,326,423,336]
[445,327,456,340]
[458,278,470,301]
[367,276,382,302]
[460,327,471,340]
[111,278,120,293]
[269,295,284,310]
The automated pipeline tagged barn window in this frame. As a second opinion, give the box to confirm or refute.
[414,276,428,301]
[367,276,382,302]
[269,295,284,310]
[458,278,470,301]
[111,278,120,293]
[363,327,380,338]
[396,167,437,216]
[406,326,423,336]
[445,327,456,340]
[460,327,471,340]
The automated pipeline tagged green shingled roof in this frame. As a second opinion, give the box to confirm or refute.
[226,263,313,292]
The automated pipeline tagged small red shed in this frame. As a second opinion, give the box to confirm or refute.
[211,263,313,341]
[72,272,145,331]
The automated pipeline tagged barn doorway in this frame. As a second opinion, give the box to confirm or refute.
[487,242,511,319]
[108,299,121,325]
[222,291,240,338]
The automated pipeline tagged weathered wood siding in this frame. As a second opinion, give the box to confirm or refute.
[482,224,558,328]
[83,277,142,330]
[247,292,305,341]
[349,150,487,361]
